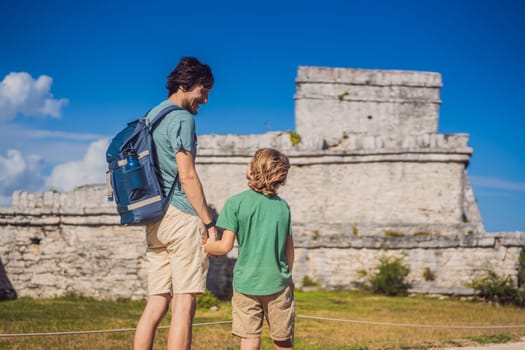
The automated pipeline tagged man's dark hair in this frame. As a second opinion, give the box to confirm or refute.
[166,56,214,96]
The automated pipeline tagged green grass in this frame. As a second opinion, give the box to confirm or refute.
[1,290,525,349]
[466,334,512,344]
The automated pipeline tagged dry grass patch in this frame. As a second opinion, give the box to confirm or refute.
[1,290,525,349]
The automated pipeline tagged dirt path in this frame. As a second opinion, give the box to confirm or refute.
[443,338,525,350]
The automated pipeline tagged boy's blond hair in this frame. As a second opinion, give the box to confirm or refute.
[247,148,290,196]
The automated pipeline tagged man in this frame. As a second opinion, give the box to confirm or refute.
[134,56,217,350]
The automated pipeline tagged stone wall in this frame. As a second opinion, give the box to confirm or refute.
[0,185,522,298]
[0,186,234,299]
[197,142,479,236]
[1,66,523,299]
[294,66,442,147]
[293,232,525,295]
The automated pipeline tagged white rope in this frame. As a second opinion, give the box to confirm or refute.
[296,314,525,329]
[0,320,232,338]
[2,315,525,338]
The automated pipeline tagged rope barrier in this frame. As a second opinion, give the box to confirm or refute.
[296,315,525,329]
[0,320,232,338]
[2,315,525,338]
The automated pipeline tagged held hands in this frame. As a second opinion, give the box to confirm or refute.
[207,226,218,242]
[203,228,234,257]
[203,225,218,258]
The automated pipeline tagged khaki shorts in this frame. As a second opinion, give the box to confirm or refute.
[145,205,208,295]
[232,284,295,341]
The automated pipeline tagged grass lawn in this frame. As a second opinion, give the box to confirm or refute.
[1,290,525,349]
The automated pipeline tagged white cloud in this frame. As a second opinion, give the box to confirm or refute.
[470,175,525,192]
[23,129,108,141]
[46,138,109,192]
[0,123,110,165]
[0,149,46,206]
[0,138,110,206]
[0,72,68,120]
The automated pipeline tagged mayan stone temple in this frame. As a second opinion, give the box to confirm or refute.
[1,66,524,300]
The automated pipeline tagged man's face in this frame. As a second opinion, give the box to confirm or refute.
[181,84,211,115]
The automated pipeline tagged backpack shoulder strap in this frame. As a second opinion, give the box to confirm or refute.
[147,104,183,127]
[147,104,183,205]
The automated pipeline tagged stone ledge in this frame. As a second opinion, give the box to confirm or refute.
[294,233,525,249]
[197,152,473,166]
[0,214,121,226]
[296,66,442,87]
[196,133,471,155]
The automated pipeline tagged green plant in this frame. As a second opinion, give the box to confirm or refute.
[302,275,320,287]
[311,229,320,240]
[288,130,302,146]
[356,269,368,278]
[384,230,405,237]
[469,270,525,306]
[352,222,359,236]
[196,289,220,309]
[337,91,349,101]
[60,291,97,302]
[467,334,511,344]
[423,267,436,281]
[413,231,433,237]
[367,256,410,296]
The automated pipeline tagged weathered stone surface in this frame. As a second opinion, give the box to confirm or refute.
[295,66,443,146]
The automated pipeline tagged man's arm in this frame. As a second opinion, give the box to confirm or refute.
[204,230,235,256]
[175,149,217,240]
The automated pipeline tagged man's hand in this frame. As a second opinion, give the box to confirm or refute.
[207,226,218,242]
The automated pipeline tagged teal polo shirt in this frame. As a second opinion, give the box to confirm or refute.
[147,100,197,216]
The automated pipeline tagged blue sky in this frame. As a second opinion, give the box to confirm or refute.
[0,0,523,232]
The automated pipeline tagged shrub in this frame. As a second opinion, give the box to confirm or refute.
[367,256,410,296]
[470,270,525,306]
[302,275,320,287]
[423,267,436,281]
[196,289,220,309]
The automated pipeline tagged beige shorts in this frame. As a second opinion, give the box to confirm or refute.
[145,205,208,295]
[232,284,295,341]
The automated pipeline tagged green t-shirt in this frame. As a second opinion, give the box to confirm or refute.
[217,189,292,295]
[147,100,197,216]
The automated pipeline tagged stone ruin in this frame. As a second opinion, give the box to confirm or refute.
[1,66,524,300]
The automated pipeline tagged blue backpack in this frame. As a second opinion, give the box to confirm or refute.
[106,105,182,225]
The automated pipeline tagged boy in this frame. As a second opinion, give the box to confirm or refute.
[205,148,295,350]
